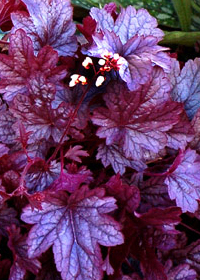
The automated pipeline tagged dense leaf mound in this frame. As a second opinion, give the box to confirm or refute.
[0,1,200,280]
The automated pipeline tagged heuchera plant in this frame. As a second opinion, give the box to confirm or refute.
[1,0,200,279]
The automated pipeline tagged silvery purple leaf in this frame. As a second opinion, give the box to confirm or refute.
[171,58,200,120]
[9,263,26,280]
[8,225,41,280]
[83,4,170,91]
[190,108,200,152]
[0,144,9,157]
[49,164,92,193]
[90,4,164,44]
[167,111,194,150]
[167,264,197,280]
[97,144,147,175]
[11,0,78,56]
[90,7,114,32]
[21,186,124,280]
[92,82,182,163]
[165,149,200,213]
[113,6,164,43]
[25,160,61,193]
[10,74,73,144]
[120,36,170,90]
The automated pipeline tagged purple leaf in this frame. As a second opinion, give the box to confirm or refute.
[121,36,170,90]
[167,111,194,150]
[190,107,200,152]
[16,121,32,149]
[102,249,114,275]
[0,205,19,236]
[90,5,164,44]
[0,29,34,101]
[8,225,41,280]
[169,58,180,87]
[88,30,124,56]
[151,229,178,251]
[52,84,90,131]
[105,174,140,213]
[10,74,74,143]
[185,240,200,273]
[25,160,61,193]
[64,145,89,163]
[11,0,78,56]
[165,149,200,213]
[49,164,92,193]
[139,176,173,211]
[173,239,200,274]
[90,7,114,33]
[97,144,147,174]
[77,16,96,44]
[0,29,67,102]
[0,109,16,144]
[133,208,181,280]
[9,263,26,280]
[137,206,181,226]
[0,0,26,32]
[26,139,55,159]
[92,81,182,166]
[0,143,9,157]
[171,58,200,119]
[83,5,170,90]
[34,46,67,83]
[167,264,197,280]
[21,186,124,280]
[121,49,153,91]
[114,6,164,42]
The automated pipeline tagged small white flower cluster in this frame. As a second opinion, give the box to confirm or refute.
[69,74,87,87]
[69,52,124,88]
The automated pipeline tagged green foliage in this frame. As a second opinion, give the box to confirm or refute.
[191,0,200,30]
[171,0,191,31]
[127,0,179,28]
[71,0,200,45]
[71,0,179,28]
[162,30,200,46]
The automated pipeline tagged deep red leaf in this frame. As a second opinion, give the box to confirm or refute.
[0,29,67,102]
[105,174,140,213]
[0,0,26,31]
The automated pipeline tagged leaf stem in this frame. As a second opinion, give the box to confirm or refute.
[180,221,200,236]
[0,40,9,45]
[46,78,96,164]
[171,0,191,31]
[161,30,200,46]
